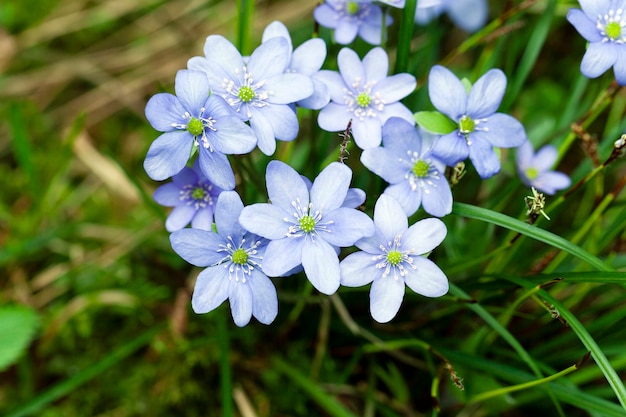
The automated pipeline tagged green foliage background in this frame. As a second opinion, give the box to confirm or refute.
[1,0,625,416]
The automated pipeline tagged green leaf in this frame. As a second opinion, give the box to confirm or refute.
[0,305,40,371]
[461,77,473,94]
[414,111,457,134]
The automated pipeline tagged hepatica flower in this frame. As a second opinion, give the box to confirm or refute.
[427,65,527,178]
[516,141,571,195]
[567,0,626,85]
[239,161,375,295]
[262,21,330,110]
[144,69,256,189]
[317,47,416,149]
[340,194,448,323]
[154,161,223,232]
[415,0,488,33]
[361,118,452,217]
[188,35,314,155]
[170,191,277,327]
[314,0,391,45]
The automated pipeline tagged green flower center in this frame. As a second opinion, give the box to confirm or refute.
[459,115,475,134]
[299,215,316,233]
[356,92,371,108]
[191,187,206,200]
[386,250,402,266]
[238,86,256,102]
[606,21,622,40]
[231,248,248,265]
[412,160,430,178]
[187,118,204,136]
[346,1,359,14]
[525,167,539,180]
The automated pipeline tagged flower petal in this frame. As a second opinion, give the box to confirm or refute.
[533,171,571,195]
[229,282,253,327]
[302,239,341,295]
[165,205,196,232]
[362,47,389,83]
[467,69,506,119]
[428,65,467,120]
[384,182,422,217]
[404,256,448,297]
[340,252,378,287]
[468,136,501,178]
[338,48,365,89]
[431,131,469,166]
[566,8,602,42]
[373,194,408,241]
[262,21,292,47]
[191,267,230,314]
[316,70,347,103]
[263,104,299,141]
[402,217,447,255]
[323,208,375,247]
[197,147,236,190]
[191,206,214,231]
[361,147,408,184]
[310,162,351,212]
[145,93,187,132]
[266,160,310,212]
[370,275,405,323]
[153,182,183,206]
[334,20,359,44]
[446,0,488,32]
[532,144,558,171]
[170,228,226,267]
[373,73,416,103]
[578,0,610,19]
[266,73,314,104]
[318,102,353,132]
[581,42,617,79]
[298,75,331,109]
[248,37,290,80]
[202,35,244,73]
[175,70,211,114]
[614,46,626,86]
[420,174,453,217]
[479,113,527,148]
[239,203,291,240]
[263,237,304,276]
[214,191,244,239]
[314,4,340,28]
[291,38,326,75]
[249,109,276,156]
[250,270,278,325]
[378,102,415,126]
[515,140,533,169]
[352,116,383,149]
[343,188,366,208]
[144,131,193,181]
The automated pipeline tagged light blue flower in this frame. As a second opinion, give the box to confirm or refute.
[516,141,571,195]
[567,0,626,85]
[377,0,405,7]
[314,0,392,45]
[153,160,224,232]
[427,65,527,179]
[415,0,488,33]
[239,161,375,295]
[262,21,330,110]
[170,191,277,327]
[317,47,416,149]
[340,194,448,323]
[188,35,314,155]
[144,70,257,189]
[361,118,452,217]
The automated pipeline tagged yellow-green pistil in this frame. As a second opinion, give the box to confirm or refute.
[346,1,359,14]
[187,118,204,136]
[459,115,475,134]
[386,250,402,266]
[191,187,206,200]
[299,215,316,233]
[525,167,539,180]
[238,85,256,103]
[412,160,430,178]
[231,248,249,265]
[356,92,371,108]
[606,21,622,40]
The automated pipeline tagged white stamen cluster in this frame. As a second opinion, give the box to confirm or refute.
[222,67,271,119]
[179,182,214,210]
[216,236,263,284]
[597,8,626,43]
[372,235,417,279]
[344,77,385,120]
[171,109,218,150]
[283,198,334,242]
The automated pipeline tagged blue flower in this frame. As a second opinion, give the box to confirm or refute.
[144,70,257,189]
[361,118,452,217]
[340,194,448,323]
[567,0,626,85]
[317,47,416,149]
[170,191,277,327]
[427,65,527,179]
[188,35,314,155]
[262,21,330,110]
[415,0,488,33]
[516,141,571,195]
[239,161,375,295]
[377,0,405,7]
[314,0,391,45]
[153,160,224,232]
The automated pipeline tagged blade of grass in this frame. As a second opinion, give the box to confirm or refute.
[217,309,233,417]
[394,0,417,74]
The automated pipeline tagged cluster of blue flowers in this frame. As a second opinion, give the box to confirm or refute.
[143,0,608,326]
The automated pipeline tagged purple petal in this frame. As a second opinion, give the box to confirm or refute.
[343,188,366,208]
[310,162,351,211]
[370,275,405,323]
[248,37,290,80]
[614,46,626,85]
[263,104,299,141]
[191,207,214,231]
[298,76,331,109]
[266,73,314,104]
[249,109,276,155]
[352,117,383,149]
[467,69,506,119]
[250,271,278,325]
[145,93,186,132]
[358,19,386,45]
[191,267,230,314]
[197,148,235,190]
[362,47,389,83]
[384,182,422,217]
[479,113,527,148]
[404,256,448,297]
[165,205,196,232]
[581,42,618,79]
[338,48,365,89]
[323,208,375,247]
[262,237,304,276]
[382,117,421,153]
[214,191,244,239]
[318,103,353,132]
[334,20,359,44]
[175,70,210,114]
[186,57,230,96]
[515,140,533,169]
[361,147,408,184]
[468,137,500,179]
[262,21,292,47]
[446,0,488,32]
[431,131,469,166]
[302,239,341,295]
[229,282,253,327]
[239,203,290,240]
[202,35,244,71]
[420,174,453,217]
[266,160,310,212]
[340,252,378,287]
[533,145,558,172]
[144,131,193,181]
[154,182,183,206]
[209,116,257,154]
[172,166,199,186]
[170,228,226,266]
[428,65,467,120]
[566,8,602,42]
[402,217,447,255]
[578,0,610,19]
[316,70,347,103]
[373,74,416,103]
[291,38,326,75]
[314,4,340,28]
[533,172,571,195]
[373,194,408,241]
[378,102,415,126]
